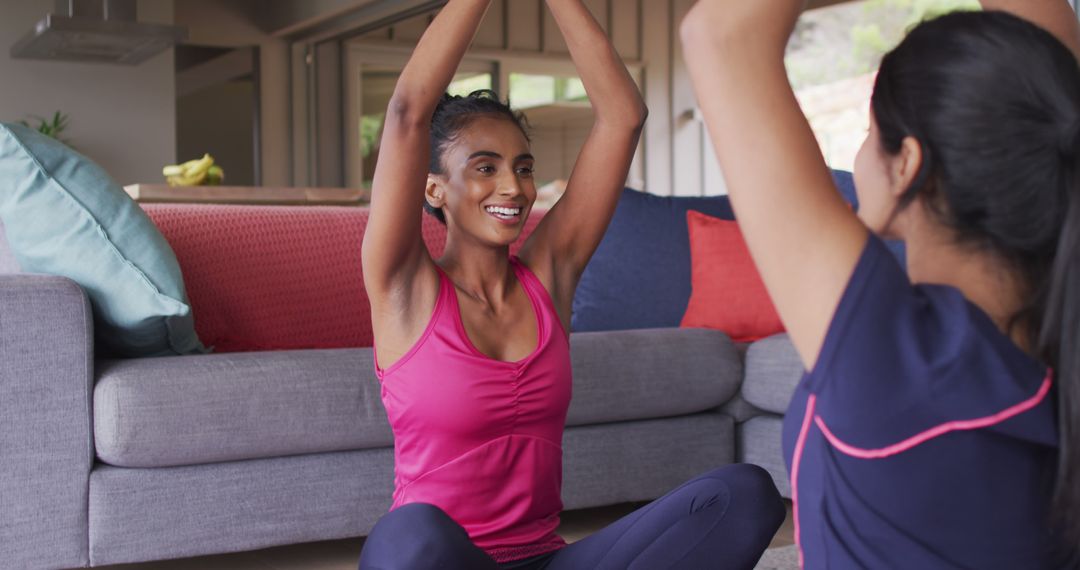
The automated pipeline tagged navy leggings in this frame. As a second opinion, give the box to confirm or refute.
[358,464,784,570]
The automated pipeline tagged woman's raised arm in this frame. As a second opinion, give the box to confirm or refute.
[362,0,492,298]
[680,1,868,370]
[518,0,648,308]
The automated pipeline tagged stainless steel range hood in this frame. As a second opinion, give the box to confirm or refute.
[11,0,187,65]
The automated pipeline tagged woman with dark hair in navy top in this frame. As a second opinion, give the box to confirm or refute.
[682,0,1080,567]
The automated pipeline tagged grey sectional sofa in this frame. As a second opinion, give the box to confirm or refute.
[0,242,804,570]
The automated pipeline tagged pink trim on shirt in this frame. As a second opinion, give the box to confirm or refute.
[815,374,1053,460]
[791,394,817,570]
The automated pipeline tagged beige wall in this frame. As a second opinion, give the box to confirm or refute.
[177,81,257,185]
[0,0,176,185]
[641,0,727,196]
[175,0,291,186]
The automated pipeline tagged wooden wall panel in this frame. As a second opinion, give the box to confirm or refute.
[290,42,310,186]
[391,12,431,43]
[641,0,672,195]
[360,27,392,41]
[702,128,726,195]
[610,0,640,60]
[530,128,565,184]
[507,0,543,52]
[627,138,645,189]
[562,121,592,181]
[474,0,506,49]
[669,0,702,196]
[584,0,609,33]
[542,6,568,53]
[314,41,343,187]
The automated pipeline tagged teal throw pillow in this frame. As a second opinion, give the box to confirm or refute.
[0,123,206,357]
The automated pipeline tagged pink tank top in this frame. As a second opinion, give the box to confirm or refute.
[375,257,572,562]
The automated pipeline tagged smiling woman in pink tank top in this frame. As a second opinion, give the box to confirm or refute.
[358,1,783,568]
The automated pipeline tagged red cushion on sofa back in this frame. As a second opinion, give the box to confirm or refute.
[142,204,543,352]
[680,210,784,342]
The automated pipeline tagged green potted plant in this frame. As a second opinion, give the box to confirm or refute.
[20,111,70,145]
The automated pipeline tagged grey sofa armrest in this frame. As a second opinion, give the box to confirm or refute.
[1,274,93,569]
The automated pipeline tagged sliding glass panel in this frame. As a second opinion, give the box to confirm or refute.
[785,0,978,170]
[349,56,494,190]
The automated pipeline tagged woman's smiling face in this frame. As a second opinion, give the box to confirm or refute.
[429,114,537,247]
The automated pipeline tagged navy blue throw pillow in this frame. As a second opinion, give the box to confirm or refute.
[571,190,735,332]
[571,169,902,332]
[833,169,858,209]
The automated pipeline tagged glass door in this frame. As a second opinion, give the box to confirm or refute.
[344,46,496,190]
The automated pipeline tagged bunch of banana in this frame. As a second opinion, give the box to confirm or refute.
[162,154,225,187]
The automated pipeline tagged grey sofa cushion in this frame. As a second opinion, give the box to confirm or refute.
[742,333,804,415]
[88,413,736,566]
[88,448,396,566]
[737,414,790,498]
[567,328,741,425]
[95,349,392,468]
[95,328,742,468]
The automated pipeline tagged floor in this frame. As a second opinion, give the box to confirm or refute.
[92,502,796,570]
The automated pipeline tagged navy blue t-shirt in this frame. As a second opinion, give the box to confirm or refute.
[782,235,1059,568]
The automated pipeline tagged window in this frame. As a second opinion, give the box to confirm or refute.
[506,72,594,207]
[448,72,493,97]
[785,0,980,170]
[358,70,495,190]
[508,73,587,110]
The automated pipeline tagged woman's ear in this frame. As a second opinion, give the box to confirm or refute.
[891,136,923,199]
[425,175,445,208]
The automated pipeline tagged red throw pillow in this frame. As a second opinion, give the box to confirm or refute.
[680,210,784,342]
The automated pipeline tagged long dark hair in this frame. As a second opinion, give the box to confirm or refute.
[425,89,530,224]
[870,9,1080,560]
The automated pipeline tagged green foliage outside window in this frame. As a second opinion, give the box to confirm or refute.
[360,113,385,159]
[360,73,494,162]
[786,0,979,170]
[787,0,980,89]
[509,73,588,110]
